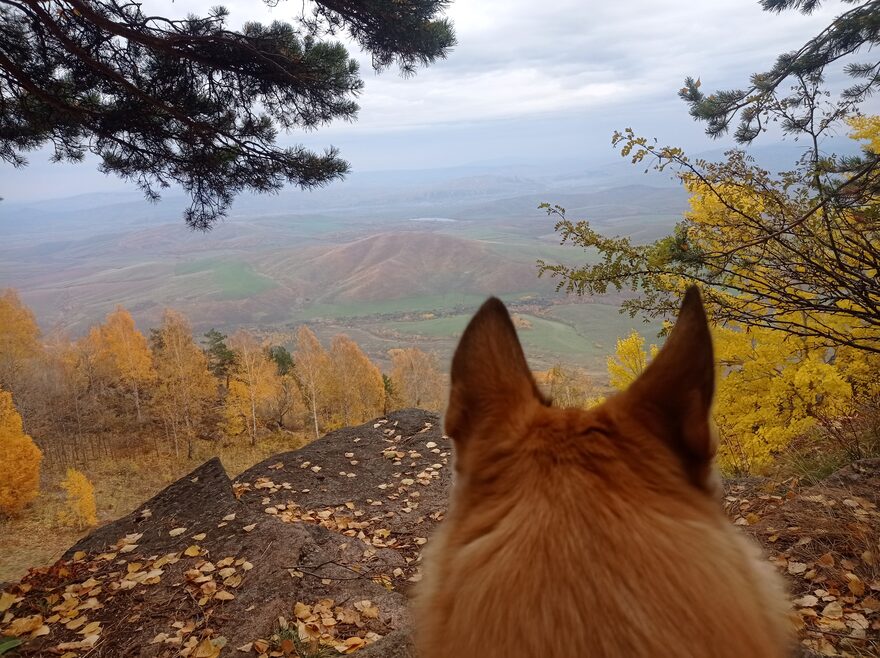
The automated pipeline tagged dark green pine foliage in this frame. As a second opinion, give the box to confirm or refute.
[680,0,880,147]
[268,345,293,376]
[0,0,455,228]
[203,329,235,384]
[381,373,395,414]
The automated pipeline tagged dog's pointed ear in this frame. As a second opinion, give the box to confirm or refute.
[625,287,716,483]
[445,298,546,441]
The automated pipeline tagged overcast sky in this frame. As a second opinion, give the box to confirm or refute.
[0,0,865,200]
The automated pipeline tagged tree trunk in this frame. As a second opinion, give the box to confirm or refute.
[169,417,179,461]
[310,380,320,440]
[250,389,258,446]
[133,380,142,423]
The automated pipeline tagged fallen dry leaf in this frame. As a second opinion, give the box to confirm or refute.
[0,591,18,613]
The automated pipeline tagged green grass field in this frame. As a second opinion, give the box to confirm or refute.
[174,258,276,300]
[378,301,663,373]
[542,303,663,349]
[293,292,490,321]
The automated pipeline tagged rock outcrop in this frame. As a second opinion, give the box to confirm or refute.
[2,411,878,657]
[2,409,448,657]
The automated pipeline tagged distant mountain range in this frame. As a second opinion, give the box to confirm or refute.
[0,143,844,367]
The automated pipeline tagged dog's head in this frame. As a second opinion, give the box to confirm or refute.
[445,286,719,497]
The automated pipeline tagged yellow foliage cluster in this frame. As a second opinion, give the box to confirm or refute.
[0,387,42,516]
[606,322,873,474]
[326,335,385,429]
[712,326,854,473]
[152,310,218,458]
[90,307,156,422]
[607,331,659,391]
[541,363,602,408]
[290,328,444,438]
[600,117,880,473]
[58,468,97,530]
[0,289,41,394]
[388,347,445,412]
[223,331,281,443]
[847,115,880,155]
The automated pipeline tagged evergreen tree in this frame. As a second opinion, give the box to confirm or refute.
[681,0,880,151]
[269,345,294,376]
[0,0,455,228]
[203,329,235,385]
[382,373,396,415]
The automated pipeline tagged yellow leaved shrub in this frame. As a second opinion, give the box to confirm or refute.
[58,468,97,530]
[0,387,42,516]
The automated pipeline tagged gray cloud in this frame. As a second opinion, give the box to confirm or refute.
[1,0,870,200]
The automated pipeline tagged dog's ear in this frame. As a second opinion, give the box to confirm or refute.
[445,297,546,441]
[625,287,716,484]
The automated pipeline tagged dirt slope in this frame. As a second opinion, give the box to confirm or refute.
[260,232,552,304]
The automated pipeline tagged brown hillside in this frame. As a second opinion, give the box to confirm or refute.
[261,232,554,304]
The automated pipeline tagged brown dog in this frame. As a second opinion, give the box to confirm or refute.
[414,288,791,657]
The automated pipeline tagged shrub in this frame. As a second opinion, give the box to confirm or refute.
[0,388,42,516]
[58,468,97,529]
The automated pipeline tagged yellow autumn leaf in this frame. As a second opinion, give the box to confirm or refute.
[65,616,86,630]
[846,573,866,596]
[354,600,379,619]
[7,614,44,637]
[335,636,367,654]
[223,574,242,588]
[191,637,222,658]
[78,621,101,635]
[822,601,844,619]
[0,591,18,612]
